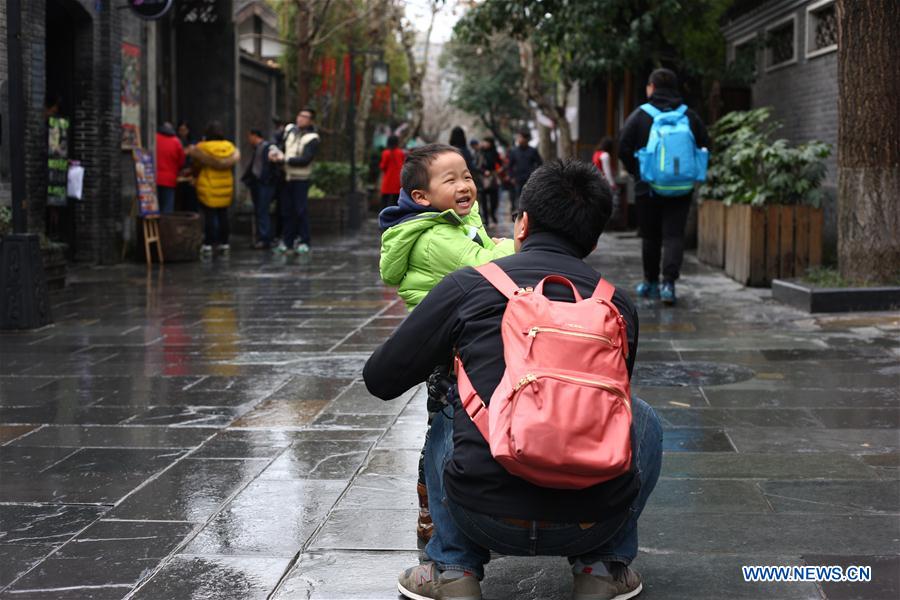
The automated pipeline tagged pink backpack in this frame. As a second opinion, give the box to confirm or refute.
[457,262,632,490]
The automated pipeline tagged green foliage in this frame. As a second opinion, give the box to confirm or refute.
[441,31,528,144]
[802,266,900,288]
[700,108,831,207]
[458,0,681,84]
[308,185,326,199]
[312,161,352,196]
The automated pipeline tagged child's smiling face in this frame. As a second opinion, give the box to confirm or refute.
[411,151,477,216]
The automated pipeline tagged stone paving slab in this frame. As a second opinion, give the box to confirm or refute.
[1,223,898,599]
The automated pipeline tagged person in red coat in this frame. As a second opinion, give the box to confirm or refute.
[156,122,186,213]
[379,135,405,209]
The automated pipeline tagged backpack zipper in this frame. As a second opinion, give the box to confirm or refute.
[513,372,629,406]
[526,326,614,346]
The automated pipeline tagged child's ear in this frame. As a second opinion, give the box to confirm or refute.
[410,189,430,206]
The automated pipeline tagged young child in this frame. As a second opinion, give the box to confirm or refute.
[379,143,514,311]
[378,143,514,542]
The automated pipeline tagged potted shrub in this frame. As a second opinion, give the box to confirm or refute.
[699,109,831,286]
[309,161,354,234]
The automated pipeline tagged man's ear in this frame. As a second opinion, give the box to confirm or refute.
[516,212,530,242]
[410,189,430,206]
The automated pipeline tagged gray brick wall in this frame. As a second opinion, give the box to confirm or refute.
[724,0,840,256]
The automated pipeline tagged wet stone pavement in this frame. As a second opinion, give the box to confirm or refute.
[1,219,898,600]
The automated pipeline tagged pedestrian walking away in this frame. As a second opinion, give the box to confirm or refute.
[619,68,710,306]
[379,135,405,210]
[365,159,662,600]
[271,107,320,255]
[155,122,185,214]
[241,128,278,249]
[478,138,502,226]
[188,121,240,257]
[507,128,542,212]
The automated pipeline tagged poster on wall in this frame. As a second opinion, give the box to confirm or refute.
[121,42,141,149]
[132,148,159,216]
[47,116,69,206]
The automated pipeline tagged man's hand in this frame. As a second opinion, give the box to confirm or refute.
[492,237,507,245]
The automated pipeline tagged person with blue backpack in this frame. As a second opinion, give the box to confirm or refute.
[619,69,710,305]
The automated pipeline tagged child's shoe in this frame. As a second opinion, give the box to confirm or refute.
[660,281,676,305]
[416,481,433,543]
[635,281,660,299]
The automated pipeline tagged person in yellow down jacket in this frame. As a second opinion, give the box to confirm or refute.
[188,121,241,256]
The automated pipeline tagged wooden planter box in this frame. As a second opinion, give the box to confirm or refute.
[697,200,726,268]
[724,204,823,286]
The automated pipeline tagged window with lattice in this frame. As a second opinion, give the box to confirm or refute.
[766,17,796,69]
[807,0,838,58]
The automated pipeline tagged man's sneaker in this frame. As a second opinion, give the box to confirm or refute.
[635,281,660,299]
[572,563,642,600]
[660,281,676,305]
[295,242,310,253]
[397,563,481,600]
[200,244,213,256]
[416,481,434,543]
[273,242,291,254]
[218,244,230,256]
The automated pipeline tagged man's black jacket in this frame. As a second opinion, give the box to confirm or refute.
[618,88,711,196]
[507,144,543,187]
[241,141,279,187]
[364,232,640,523]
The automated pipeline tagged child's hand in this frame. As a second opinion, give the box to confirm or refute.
[492,237,507,244]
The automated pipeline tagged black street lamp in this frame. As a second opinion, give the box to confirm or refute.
[0,0,52,330]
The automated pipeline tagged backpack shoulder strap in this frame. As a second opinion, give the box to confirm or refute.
[674,104,688,116]
[640,103,661,118]
[590,277,616,302]
[475,262,520,299]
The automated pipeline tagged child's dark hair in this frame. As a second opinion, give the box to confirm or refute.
[204,121,225,141]
[401,143,463,192]
[387,135,399,149]
[596,136,614,153]
[519,159,613,257]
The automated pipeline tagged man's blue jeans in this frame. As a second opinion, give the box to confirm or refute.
[157,185,175,214]
[281,179,311,248]
[423,397,663,579]
[249,181,275,244]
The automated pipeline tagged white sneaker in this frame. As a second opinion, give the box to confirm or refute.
[295,243,310,253]
[273,242,291,254]
[218,244,230,255]
[200,244,213,255]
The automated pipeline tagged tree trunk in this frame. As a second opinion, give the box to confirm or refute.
[396,2,436,144]
[537,121,555,161]
[836,0,900,283]
[517,40,574,159]
[295,0,312,108]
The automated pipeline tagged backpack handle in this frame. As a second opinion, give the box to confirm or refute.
[534,275,583,302]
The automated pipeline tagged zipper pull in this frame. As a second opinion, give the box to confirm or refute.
[528,327,539,338]
[616,315,629,359]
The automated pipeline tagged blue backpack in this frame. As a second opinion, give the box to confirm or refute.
[635,104,709,197]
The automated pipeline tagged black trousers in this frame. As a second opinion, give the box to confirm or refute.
[636,192,692,283]
[201,205,229,246]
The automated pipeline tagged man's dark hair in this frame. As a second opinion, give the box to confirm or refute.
[204,121,225,141]
[517,128,531,141]
[648,68,678,91]
[597,136,614,153]
[401,143,463,192]
[299,107,316,120]
[519,159,613,257]
[387,134,399,149]
[249,128,264,138]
